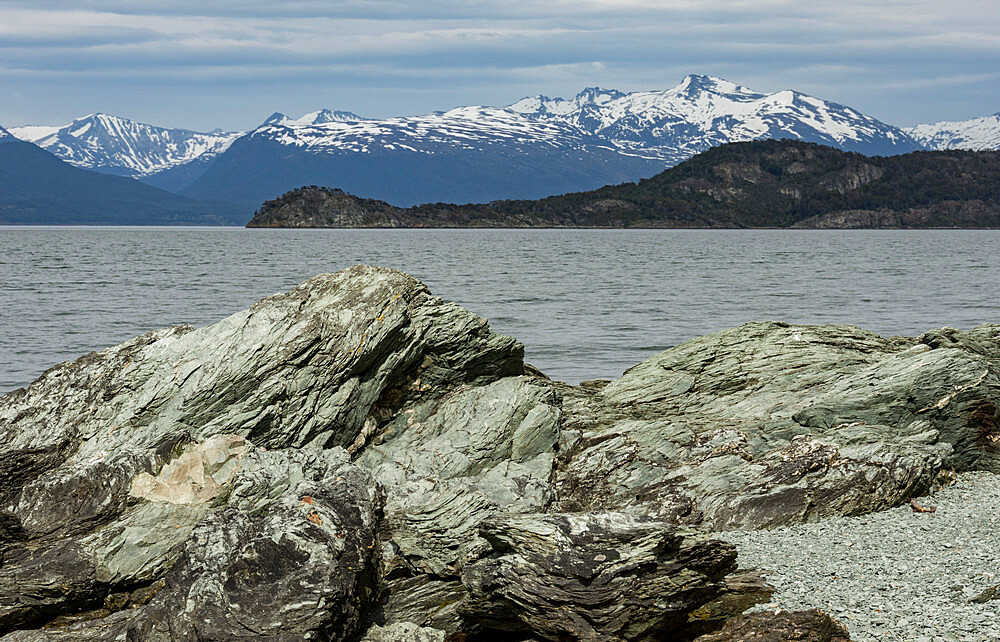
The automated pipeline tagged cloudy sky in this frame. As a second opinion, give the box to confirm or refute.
[0,1,997,131]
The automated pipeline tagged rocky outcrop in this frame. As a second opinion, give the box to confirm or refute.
[554,322,1000,531]
[6,266,999,640]
[1,442,383,640]
[694,609,851,641]
[247,187,409,228]
[459,512,742,641]
[0,266,523,639]
[357,376,561,575]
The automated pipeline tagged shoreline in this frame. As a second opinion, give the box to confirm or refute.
[5,223,1000,230]
[721,471,1000,642]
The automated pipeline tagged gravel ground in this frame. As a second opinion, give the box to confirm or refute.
[718,472,1000,642]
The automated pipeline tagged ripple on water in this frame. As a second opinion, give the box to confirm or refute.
[1,228,999,391]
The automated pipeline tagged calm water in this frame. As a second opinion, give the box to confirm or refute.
[1,227,998,393]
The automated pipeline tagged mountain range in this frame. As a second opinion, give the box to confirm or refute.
[906,113,1000,152]
[4,74,999,222]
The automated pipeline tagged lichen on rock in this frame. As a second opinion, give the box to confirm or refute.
[5,266,999,640]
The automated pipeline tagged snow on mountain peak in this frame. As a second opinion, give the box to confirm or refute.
[262,112,287,126]
[508,87,626,117]
[673,74,755,97]
[906,113,1000,151]
[8,124,64,142]
[508,75,923,160]
[13,74,991,191]
[262,109,367,127]
[574,86,627,106]
[0,125,12,141]
[11,113,242,176]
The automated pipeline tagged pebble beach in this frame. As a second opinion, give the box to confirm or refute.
[721,472,1000,641]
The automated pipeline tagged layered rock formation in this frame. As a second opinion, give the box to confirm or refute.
[3,266,999,640]
[553,323,1000,531]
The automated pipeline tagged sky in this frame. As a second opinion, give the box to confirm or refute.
[0,1,997,132]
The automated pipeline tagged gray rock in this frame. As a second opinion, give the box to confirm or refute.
[0,266,526,638]
[555,322,1000,530]
[970,585,1000,604]
[685,570,776,638]
[6,267,999,641]
[369,575,466,633]
[358,622,447,642]
[0,265,522,519]
[1,440,384,640]
[693,608,851,641]
[357,376,561,575]
[459,512,754,641]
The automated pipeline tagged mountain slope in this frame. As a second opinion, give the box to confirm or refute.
[10,76,991,212]
[9,114,240,179]
[262,109,367,126]
[246,140,1000,229]
[906,114,1000,151]
[188,75,924,207]
[0,136,246,225]
[509,75,922,161]
[181,106,663,206]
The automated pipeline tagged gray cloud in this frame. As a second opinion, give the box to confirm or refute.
[0,1,996,130]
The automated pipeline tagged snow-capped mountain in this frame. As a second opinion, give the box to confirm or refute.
[511,75,921,161]
[262,109,368,127]
[9,114,241,178]
[9,75,995,211]
[179,75,931,207]
[181,104,658,207]
[508,87,627,117]
[252,105,600,155]
[0,129,246,225]
[906,113,1000,151]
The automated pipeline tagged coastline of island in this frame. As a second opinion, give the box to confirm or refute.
[246,139,1000,230]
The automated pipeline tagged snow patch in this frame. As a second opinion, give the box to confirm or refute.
[906,114,1000,151]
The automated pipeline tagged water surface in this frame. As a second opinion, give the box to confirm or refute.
[2,227,998,392]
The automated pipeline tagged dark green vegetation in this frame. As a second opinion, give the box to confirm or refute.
[247,140,1000,228]
[0,139,245,225]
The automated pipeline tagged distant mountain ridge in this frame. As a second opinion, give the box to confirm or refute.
[5,75,1000,216]
[9,113,240,178]
[0,135,245,225]
[906,113,1000,151]
[261,109,368,126]
[246,140,1000,229]
[177,75,937,207]
[509,75,922,161]
[178,104,660,207]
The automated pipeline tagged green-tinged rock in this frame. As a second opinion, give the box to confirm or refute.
[555,322,1000,530]
[5,267,1000,641]
[1,441,384,640]
[0,265,522,515]
[357,377,560,575]
[368,575,466,633]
